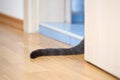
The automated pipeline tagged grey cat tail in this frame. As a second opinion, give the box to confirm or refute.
[30,39,84,59]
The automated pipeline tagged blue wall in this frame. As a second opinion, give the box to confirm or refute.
[72,0,84,23]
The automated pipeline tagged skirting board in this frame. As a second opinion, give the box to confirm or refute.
[0,13,23,30]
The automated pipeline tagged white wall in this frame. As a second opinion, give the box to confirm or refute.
[39,0,65,23]
[0,0,23,20]
[85,0,120,78]
[39,0,71,23]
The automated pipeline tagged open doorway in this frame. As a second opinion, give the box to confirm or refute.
[71,0,84,24]
[39,0,84,46]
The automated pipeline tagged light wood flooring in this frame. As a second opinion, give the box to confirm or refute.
[0,22,119,80]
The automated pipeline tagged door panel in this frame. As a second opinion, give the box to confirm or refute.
[85,0,120,78]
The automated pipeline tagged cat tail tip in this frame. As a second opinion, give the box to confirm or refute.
[30,51,38,59]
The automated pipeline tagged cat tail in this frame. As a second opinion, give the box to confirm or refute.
[30,39,84,59]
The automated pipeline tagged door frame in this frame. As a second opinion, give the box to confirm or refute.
[24,0,39,33]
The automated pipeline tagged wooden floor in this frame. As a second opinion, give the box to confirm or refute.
[0,22,119,80]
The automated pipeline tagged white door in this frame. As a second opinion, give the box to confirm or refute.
[85,0,120,78]
[39,0,65,23]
